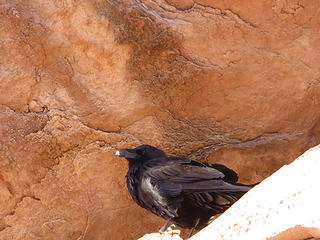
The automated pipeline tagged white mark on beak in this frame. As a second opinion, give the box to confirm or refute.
[115,150,120,156]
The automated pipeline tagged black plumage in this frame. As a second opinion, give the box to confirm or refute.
[116,145,256,237]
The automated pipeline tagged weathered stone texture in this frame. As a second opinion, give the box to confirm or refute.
[0,0,320,239]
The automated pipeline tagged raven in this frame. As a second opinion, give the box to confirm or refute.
[116,145,255,237]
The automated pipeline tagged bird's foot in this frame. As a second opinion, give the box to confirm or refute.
[158,224,180,239]
[166,224,176,232]
[159,224,176,234]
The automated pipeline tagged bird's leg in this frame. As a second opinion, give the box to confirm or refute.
[187,218,200,239]
[159,219,171,233]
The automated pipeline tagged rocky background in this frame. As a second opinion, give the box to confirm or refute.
[0,0,320,239]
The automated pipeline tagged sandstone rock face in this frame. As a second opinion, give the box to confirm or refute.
[0,0,319,239]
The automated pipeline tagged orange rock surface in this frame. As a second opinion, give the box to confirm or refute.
[0,0,320,239]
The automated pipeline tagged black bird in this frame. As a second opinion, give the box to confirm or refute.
[116,145,256,237]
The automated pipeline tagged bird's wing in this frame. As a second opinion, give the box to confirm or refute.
[204,163,239,183]
[143,157,250,197]
[138,157,252,218]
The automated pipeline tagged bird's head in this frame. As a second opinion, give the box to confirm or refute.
[115,144,166,161]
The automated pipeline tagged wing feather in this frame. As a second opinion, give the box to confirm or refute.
[142,157,250,197]
[139,157,251,216]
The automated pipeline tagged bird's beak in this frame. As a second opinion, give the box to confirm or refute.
[115,149,140,160]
